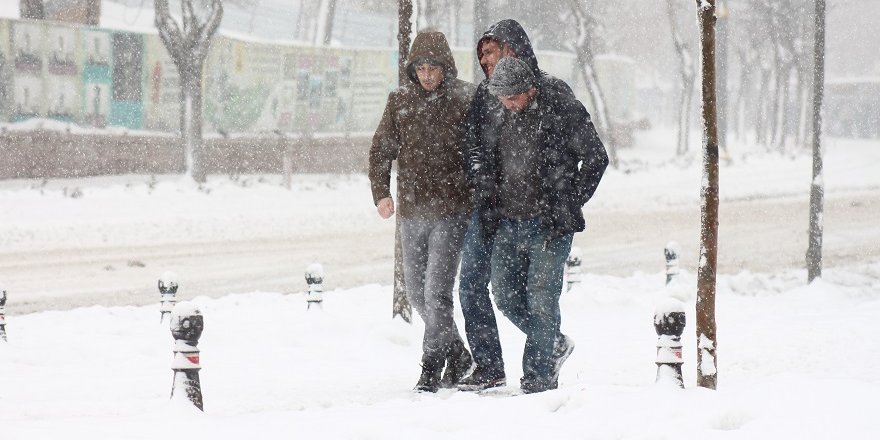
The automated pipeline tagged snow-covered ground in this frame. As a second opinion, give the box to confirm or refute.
[1,130,879,438]
[2,263,880,439]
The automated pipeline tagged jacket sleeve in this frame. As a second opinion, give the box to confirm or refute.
[460,87,484,191]
[569,103,609,206]
[461,85,497,203]
[368,92,400,206]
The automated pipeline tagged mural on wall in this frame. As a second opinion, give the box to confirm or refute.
[0,17,584,137]
[204,40,357,135]
[84,29,109,66]
[46,26,78,122]
[110,32,144,129]
[47,75,77,121]
[82,29,111,127]
[12,22,44,121]
[47,26,77,75]
[144,36,180,132]
[13,22,42,74]
[350,48,396,133]
[205,39,270,133]
[13,76,42,118]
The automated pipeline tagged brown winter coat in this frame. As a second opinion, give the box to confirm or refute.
[369,31,476,219]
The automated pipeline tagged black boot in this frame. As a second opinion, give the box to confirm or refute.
[440,338,474,388]
[414,352,444,393]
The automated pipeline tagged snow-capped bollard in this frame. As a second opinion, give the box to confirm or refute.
[0,288,7,342]
[170,301,204,411]
[158,271,179,323]
[305,263,324,310]
[654,298,686,387]
[566,246,583,292]
[664,241,681,285]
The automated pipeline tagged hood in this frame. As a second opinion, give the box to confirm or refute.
[476,19,540,79]
[406,31,458,86]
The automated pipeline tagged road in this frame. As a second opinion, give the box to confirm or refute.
[2,189,878,314]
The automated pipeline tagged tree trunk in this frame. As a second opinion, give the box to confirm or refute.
[570,0,617,166]
[180,71,206,182]
[757,67,772,147]
[316,0,338,46]
[732,48,749,142]
[473,0,488,83]
[806,0,825,283]
[154,0,222,183]
[776,65,793,152]
[666,0,695,157]
[695,0,719,391]
[716,0,729,158]
[393,0,413,323]
[448,0,461,47]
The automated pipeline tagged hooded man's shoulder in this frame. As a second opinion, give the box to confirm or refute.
[538,74,576,98]
[443,77,477,103]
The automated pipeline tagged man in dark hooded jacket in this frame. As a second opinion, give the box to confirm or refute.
[457,20,608,393]
[369,31,476,393]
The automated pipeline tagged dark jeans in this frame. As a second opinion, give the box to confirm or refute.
[458,210,505,375]
[400,214,469,358]
[491,217,572,384]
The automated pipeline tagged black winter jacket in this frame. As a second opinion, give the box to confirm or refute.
[462,19,608,239]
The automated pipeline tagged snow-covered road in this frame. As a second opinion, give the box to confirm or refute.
[2,187,877,314]
[2,133,878,314]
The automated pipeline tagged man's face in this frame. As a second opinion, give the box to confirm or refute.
[480,40,516,78]
[498,87,537,113]
[415,63,444,92]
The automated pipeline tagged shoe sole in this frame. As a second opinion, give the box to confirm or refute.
[457,378,507,392]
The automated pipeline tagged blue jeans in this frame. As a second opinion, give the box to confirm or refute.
[458,210,505,375]
[490,217,572,384]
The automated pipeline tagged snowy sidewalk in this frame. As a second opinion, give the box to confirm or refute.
[1,263,879,439]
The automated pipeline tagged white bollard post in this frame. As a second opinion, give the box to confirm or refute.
[158,271,179,323]
[305,263,324,310]
[170,301,204,411]
[566,246,583,292]
[654,298,686,387]
[664,241,681,285]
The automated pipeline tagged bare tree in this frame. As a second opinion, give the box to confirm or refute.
[806,0,825,283]
[416,0,441,29]
[666,0,696,157]
[473,0,488,83]
[567,0,617,166]
[154,0,223,183]
[727,0,813,151]
[393,0,413,323]
[315,0,338,46]
[20,0,45,20]
[695,0,719,391]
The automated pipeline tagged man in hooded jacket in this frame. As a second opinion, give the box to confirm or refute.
[456,19,608,393]
[369,31,476,393]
